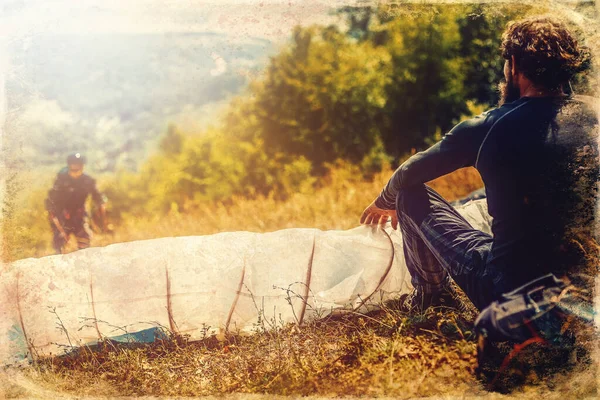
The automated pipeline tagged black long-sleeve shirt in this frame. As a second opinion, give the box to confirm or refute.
[45,168,105,219]
[376,95,599,284]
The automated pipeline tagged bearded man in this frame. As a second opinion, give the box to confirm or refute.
[361,17,598,312]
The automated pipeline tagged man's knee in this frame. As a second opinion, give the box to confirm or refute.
[396,184,432,225]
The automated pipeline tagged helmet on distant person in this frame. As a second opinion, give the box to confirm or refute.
[66,153,85,179]
[66,153,85,166]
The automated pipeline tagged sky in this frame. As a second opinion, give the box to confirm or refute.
[0,0,349,40]
[0,2,349,132]
[0,0,350,131]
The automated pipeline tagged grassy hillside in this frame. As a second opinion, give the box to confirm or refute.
[3,165,483,259]
[2,167,597,398]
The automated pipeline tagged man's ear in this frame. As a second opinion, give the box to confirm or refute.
[510,55,518,79]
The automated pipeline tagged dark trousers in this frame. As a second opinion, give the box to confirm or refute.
[396,184,509,310]
[50,217,91,254]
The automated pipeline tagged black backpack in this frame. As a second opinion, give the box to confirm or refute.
[474,273,594,388]
[475,273,593,343]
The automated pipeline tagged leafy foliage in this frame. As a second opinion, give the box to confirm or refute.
[257,25,391,172]
[102,4,561,220]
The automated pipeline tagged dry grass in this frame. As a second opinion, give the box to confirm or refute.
[4,165,484,258]
[91,166,484,248]
[6,300,596,399]
[3,166,597,398]
[16,306,482,398]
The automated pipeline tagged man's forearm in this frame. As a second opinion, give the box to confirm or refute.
[50,216,68,240]
[373,130,477,211]
[375,142,446,210]
[375,164,407,210]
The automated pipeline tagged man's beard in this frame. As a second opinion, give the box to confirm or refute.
[498,74,521,106]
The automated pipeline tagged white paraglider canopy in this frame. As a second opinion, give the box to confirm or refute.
[0,199,492,366]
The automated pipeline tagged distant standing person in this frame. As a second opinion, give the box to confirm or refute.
[45,153,106,254]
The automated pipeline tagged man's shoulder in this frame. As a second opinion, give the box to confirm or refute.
[486,95,597,127]
[57,167,69,177]
[53,168,70,185]
[451,99,529,132]
[449,107,503,137]
[80,173,97,187]
[53,170,97,187]
[489,97,535,120]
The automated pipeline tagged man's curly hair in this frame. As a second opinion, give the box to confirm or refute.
[501,17,591,90]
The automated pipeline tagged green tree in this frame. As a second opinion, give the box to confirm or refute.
[255,25,391,173]
[376,6,467,161]
[457,4,532,107]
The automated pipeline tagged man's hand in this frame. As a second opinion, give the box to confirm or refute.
[360,200,398,230]
[51,215,70,244]
[99,204,108,232]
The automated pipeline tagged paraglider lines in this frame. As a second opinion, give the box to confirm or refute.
[89,275,102,340]
[166,267,177,334]
[297,235,316,326]
[225,257,246,333]
[354,229,395,310]
[15,274,35,362]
